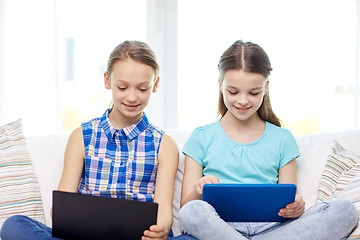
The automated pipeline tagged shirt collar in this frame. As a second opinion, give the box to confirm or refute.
[100,109,150,141]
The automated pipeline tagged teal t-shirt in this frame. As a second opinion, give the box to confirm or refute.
[182,121,300,184]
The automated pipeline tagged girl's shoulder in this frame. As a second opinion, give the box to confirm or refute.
[265,121,296,141]
[80,117,103,139]
[183,122,220,157]
[82,117,101,128]
[147,122,165,136]
[186,121,221,145]
[191,121,219,136]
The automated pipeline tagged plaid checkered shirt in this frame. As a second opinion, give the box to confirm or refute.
[78,109,164,202]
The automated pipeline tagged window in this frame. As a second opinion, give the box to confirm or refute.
[56,0,147,133]
[0,0,60,136]
[1,0,359,136]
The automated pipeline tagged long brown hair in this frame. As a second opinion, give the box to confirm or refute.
[217,40,281,127]
[107,40,159,80]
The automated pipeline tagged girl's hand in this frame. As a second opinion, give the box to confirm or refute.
[142,224,168,240]
[194,175,220,195]
[278,193,305,218]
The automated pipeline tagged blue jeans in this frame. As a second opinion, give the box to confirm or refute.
[174,198,358,240]
[0,215,61,240]
[1,215,174,240]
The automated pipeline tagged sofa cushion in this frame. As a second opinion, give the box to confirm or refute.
[332,164,360,239]
[295,130,360,208]
[317,140,360,239]
[0,119,45,227]
[317,140,360,202]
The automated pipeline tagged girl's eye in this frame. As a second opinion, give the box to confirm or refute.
[250,92,261,96]
[118,87,126,91]
[139,88,149,92]
[227,90,237,95]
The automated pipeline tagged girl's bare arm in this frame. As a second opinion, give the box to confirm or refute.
[51,127,85,218]
[278,158,305,218]
[143,134,179,240]
[180,155,219,208]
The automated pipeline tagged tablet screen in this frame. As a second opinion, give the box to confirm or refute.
[202,183,296,222]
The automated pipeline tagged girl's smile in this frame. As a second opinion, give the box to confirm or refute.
[235,105,252,114]
[123,103,140,111]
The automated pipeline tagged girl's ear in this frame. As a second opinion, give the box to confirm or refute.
[152,76,160,93]
[104,72,111,90]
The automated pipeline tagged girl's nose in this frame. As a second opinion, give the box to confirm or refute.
[238,96,249,106]
[126,89,137,102]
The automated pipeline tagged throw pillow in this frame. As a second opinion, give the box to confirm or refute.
[317,140,360,203]
[333,164,360,239]
[0,119,45,228]
[317,140,360,239]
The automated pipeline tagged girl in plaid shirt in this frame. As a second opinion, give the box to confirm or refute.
[1,40,179,240]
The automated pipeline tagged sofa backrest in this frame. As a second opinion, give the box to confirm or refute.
[27,129,360,236]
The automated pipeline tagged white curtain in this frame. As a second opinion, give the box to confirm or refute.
[0,0,60,136]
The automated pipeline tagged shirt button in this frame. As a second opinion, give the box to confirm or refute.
[117,179,121,183]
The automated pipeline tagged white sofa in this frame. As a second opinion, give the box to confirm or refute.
[26,129,360,236]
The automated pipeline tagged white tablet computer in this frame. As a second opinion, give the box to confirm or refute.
[202,183,296,222]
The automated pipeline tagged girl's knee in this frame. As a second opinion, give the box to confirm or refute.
[327,199,355,211]
[179,200,216,228]
[1,215,28,238]
[180,200,214,218]
[2,215,28,228]
[330,199,357,215]
[325,199,358,226]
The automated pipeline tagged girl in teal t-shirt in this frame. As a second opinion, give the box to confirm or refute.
[183,121,299,185]
[174,40,358,240]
